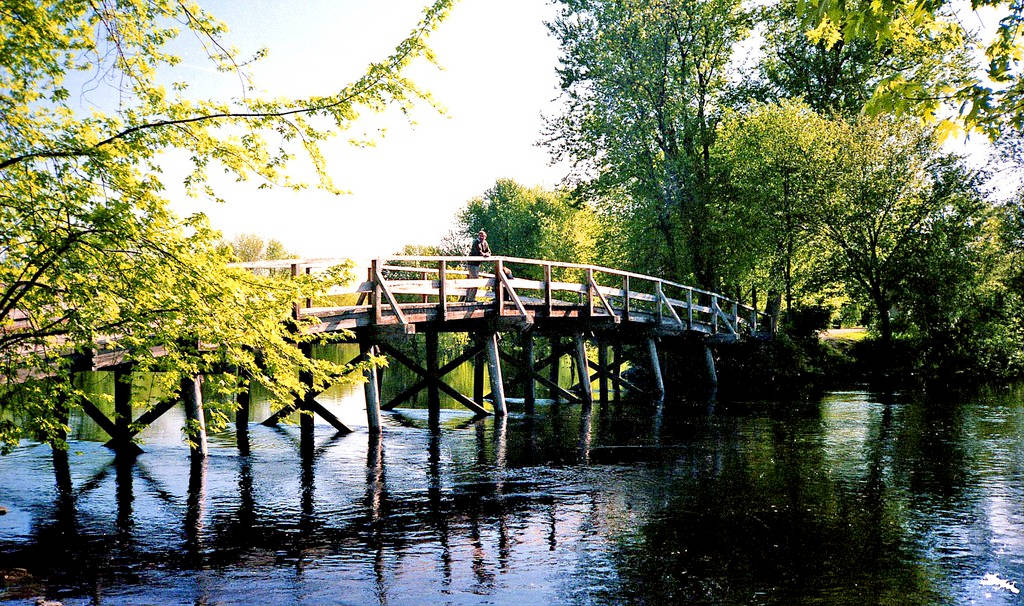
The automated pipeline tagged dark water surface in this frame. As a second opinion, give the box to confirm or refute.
[2,382,1023,605]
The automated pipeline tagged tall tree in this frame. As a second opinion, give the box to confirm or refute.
[712,100,841,310]
[817,117,975,345]
[545,0,750,287]
[0,0,454,449]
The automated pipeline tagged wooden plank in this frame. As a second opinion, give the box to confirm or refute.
[261,401,299,426]
[374,267,409,325]
[435,381,489,416]
[590,274,619,321]
[128,396,180,438]
[238,254,760,315]
[497,262,529,318]
[498,349,580,403]
[381,377,427,411]
[586,357,643,393]
[657,282,684,327]
[308,400,353,434]
[78,396,120,442]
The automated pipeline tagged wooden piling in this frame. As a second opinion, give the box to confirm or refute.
[704,344,718,388]
[235,370,250,452]
[484,333,507,416]
[426,331,440,419]
[473,342,485,405]
[361,341,382,433]
[598,341,609,403]
[523,330,536,414]
[612,342,623,400]
[181,373,208,459]
[647,338,665,398]
[113,365,133,454]
[574,334,593,406]
[549,337,561,402]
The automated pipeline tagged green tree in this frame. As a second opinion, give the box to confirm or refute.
[800,0,1016,138]
[817,117,977,346]
[456,178,601,277]
[712,100,841,310]
[0,0,454,450]
[229,234,294,262]
[545,0,750,287]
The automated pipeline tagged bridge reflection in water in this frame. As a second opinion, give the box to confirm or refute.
[10,396,684,604]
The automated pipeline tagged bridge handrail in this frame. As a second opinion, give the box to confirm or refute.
[231,255,764,316]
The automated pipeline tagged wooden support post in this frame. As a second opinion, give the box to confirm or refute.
[585,267,594,318]
[361,341,382,433]
[612,342,623,400]
[495,259,505,316]
[235,371,250,453]
[484,333,506,416]
[523,330,536,414]
[704,344,718,388]
[305,266,313,310]
[712,295,719,334]
[655,281,663,324]
[622,276,630,322]
[686,288,694,329]
[426,331,440,419]
[598,341,609,403]
[371,258,382,324]
[181,374,208,460]
[291,263,301,319]
[113,365,134,455]
[297,341,315,452]
[647,338,665,399]
[474,340,485,406]
[574,334,593,406]
[549,336,561,402]
[438,260,448,321]
[544,264,553,317]
[52,393,72,494]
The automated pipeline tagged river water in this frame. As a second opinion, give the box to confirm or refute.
[1,378,1023,605]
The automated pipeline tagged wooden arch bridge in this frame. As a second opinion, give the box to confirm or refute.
[48,256,772,459]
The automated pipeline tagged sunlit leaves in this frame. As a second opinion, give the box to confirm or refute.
[0,0,455,448]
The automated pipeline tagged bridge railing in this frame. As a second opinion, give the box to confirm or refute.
[233,256,771,336]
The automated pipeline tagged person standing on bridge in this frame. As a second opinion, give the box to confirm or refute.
[466,229,491,302]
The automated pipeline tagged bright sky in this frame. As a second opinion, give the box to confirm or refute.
[169,0,567,259]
